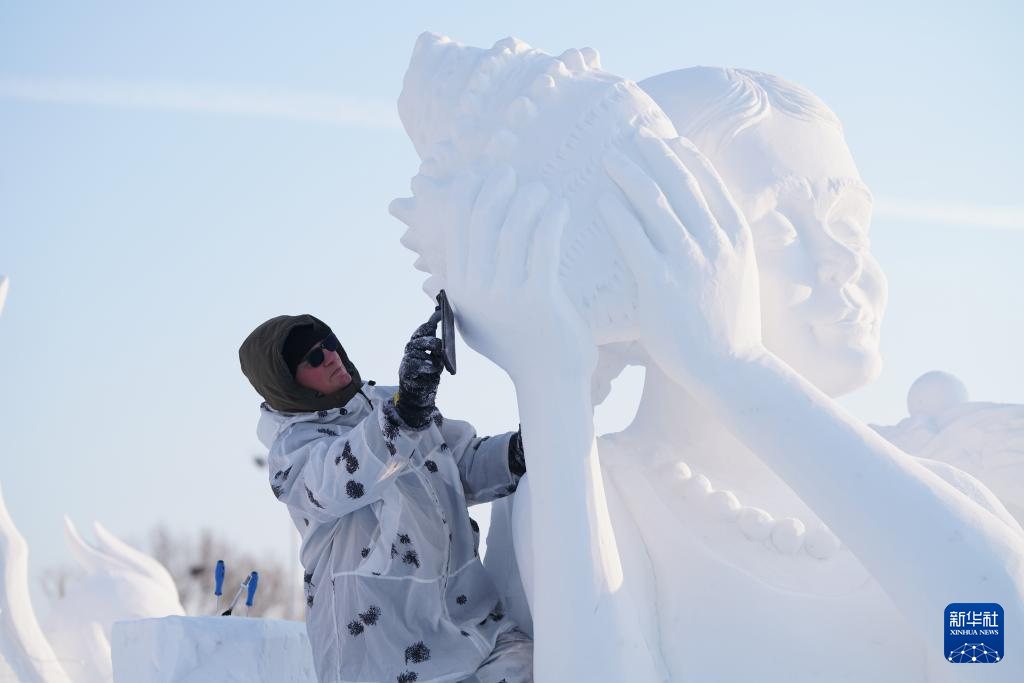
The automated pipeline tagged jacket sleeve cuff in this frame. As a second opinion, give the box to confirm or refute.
[507,428,526,478]
[387,390,438,433]
[377,399,424,457]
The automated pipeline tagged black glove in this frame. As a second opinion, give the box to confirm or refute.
[395,309,444,429]
[508,426,526,477]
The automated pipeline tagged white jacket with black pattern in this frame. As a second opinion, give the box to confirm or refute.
[257,380,522,683]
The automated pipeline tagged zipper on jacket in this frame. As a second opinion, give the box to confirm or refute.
[467,626,491,657]
[357,388,373,409]
[411,453,454,616]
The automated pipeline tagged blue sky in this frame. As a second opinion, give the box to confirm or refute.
[2,1,1022,606]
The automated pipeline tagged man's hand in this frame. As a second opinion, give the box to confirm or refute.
[395,309,444,429]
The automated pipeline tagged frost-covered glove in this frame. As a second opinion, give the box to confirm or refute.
[508,426,526,477]
[395,309,444,429]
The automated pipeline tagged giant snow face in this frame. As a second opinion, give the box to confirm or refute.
[721,114,887,397]
[639,67,888,397]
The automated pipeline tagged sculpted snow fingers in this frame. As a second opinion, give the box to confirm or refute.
[442,167,594,385]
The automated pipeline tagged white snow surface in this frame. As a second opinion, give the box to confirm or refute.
[111,616,316,683]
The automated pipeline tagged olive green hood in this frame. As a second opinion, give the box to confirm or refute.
[239,314,363,413]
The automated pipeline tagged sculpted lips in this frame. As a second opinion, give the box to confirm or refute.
[805,286,874,329]
[831,306,872,327]
[804,290,877,343]
[811,306,876,346]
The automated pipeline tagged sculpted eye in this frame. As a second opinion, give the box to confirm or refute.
[830,218,871,251]
[753,212,799,248]
[828,195,872,251]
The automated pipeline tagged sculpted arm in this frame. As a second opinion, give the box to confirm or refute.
[600,130,1024,669]
[440,168,662,682]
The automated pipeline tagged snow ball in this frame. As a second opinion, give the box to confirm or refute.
[804,524,840,560]
[671,461,692,481]
[707,490,741,520]
[907,371,968,418]
[770,517,806,555]
[737,507,774,541]
[682,474,712,499]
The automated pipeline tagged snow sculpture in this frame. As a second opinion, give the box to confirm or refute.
[0,481,185,682]
[876,371,1024,525]
[394,35,1024,682]
[0,482,72,682]
[1,282,72,682]
[42,518,187,682]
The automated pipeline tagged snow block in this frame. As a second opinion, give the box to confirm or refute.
[111,616,317,682]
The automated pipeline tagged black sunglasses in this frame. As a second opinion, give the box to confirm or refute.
[302,333,341,368]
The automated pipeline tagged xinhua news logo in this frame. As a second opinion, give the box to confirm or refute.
[945,603,1003,663]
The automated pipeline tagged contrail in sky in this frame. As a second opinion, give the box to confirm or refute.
[0,76,400,129]
[873,198,1024,232]
[0,275,8,317]
[2,76,1022,231]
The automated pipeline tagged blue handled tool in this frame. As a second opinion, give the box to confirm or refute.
[214,560,225,613]
[245,571,259,616]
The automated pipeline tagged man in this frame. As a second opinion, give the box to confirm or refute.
[239,311,532,683]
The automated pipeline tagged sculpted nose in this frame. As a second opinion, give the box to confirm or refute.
[815,231,862,287]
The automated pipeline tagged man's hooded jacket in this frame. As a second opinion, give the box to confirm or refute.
[239,314,364,414]
[239,315,523,682]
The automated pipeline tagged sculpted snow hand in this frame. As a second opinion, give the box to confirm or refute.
[442,167,596,385]
[599,129,764,385]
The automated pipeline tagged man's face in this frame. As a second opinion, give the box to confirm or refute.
[706,114,888,397]
[294,339,353,395]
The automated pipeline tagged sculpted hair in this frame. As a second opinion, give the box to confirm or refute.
[639,67,842,156]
